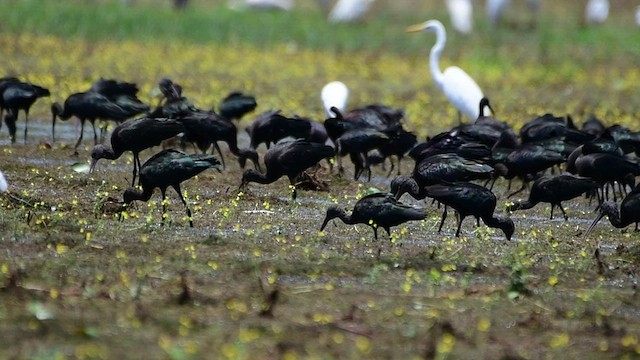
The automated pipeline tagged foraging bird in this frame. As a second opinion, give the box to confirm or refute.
[91,117,185,186]
[407,19,489,121]
[179,111,261,171]
[321,81,349,118]
[320,192,427,241]
[218,91,257,121]
[1,80,50,143]
[425,182,514,240]
[585,184,640,237]
[507,174,599,220]
[240,139,335,199]
[246,110,311,149]
[446,0,473,34]
[123,149,221,227]
[51,92,133,151]
[0,170,7,193]
[335,127,390,180]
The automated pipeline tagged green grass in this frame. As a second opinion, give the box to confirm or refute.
[3,0,640,65]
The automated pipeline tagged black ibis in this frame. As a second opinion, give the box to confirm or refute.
[507,174,599,220]
[335,127,390,181]
[585,184,640,237]
[246,110,311,149]
[91,117,185,186]
[1,80,50,143]
[90,78,150,119]
[424,182,514,240]
[239,139,334,199]
[51,92,132,151]
[574,152,640,201]
[123,149,221,227]
[179,111,261,171]
[497,144,566,197]
[218,91,257,121]
[320,192,427,241]
[391,153,495,200]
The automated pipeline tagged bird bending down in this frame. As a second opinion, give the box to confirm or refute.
[407,19,489,121]
[585,184,640,237]
[91,117,185,187]
[424,182,514,240]
[240,139,335,199]
[507,174,599,221]
[320,192,427,241]
[123,149,221,227]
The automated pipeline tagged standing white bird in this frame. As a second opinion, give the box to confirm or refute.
[585,0,609,25]
[328,0,374,23]
[445,0,473,34]
[321,81,349,117]
[406,19,488,121]
[0,170,7,193]
[636,6,640,26]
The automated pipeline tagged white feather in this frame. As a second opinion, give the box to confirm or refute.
[585,0,609,24]
[408,19,488,120]
[321,81,349,117]
[0,170,7,193]
[446,0,473,34]
[328,0,374,23]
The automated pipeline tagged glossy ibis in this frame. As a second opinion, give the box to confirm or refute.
[335,127,390,180]
[424,182,514,240]
[497,144,566,197]
[51,92,132,151]
[123,149,221,227]
[91,117,185,186]
[239,139,334,199]
[585,184,640,237]
[574,152,640,201]
[1,80,50,143]
[246,110,311,149]
[90,78,150,118]
[218,91,257,121]
[179,111,261,171]
[406,19,489,121]
[507,174,599,220]
[320,192,427,241]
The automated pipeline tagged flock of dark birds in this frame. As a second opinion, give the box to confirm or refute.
[2,75,640,243]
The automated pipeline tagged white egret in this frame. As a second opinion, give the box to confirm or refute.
[321,81,349,117]
[328,0,374,23]
[585,0,609,25]
[636,6,640,26]
[445,0,473,34]
[407,19,489,121]
[0,170,7,193]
